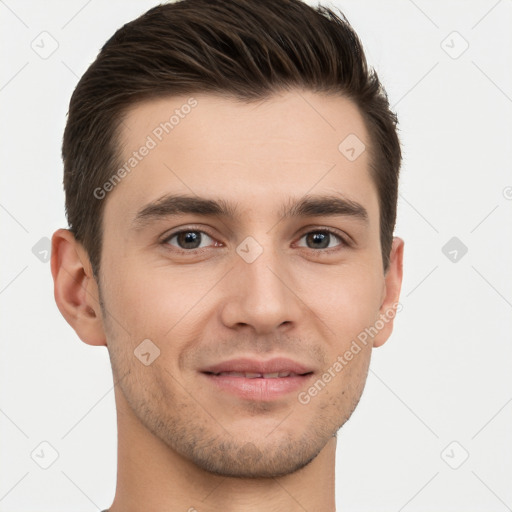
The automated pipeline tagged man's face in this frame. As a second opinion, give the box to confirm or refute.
[97,90,399,478]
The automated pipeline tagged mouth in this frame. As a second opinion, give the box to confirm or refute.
[204,371,308,378]
[201,372,314,401]
[200,357,315,401]
[201,356,313,375]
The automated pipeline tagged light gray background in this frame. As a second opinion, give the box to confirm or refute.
[1,0,511,510]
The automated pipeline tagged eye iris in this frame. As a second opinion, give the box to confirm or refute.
[177,231,201,249]
[306,232,329,249]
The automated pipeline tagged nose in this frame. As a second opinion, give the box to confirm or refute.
[219,243,302,335]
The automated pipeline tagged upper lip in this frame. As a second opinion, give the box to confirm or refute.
[201,357,314,375]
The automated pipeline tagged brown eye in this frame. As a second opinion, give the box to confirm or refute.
[165,230,214,250]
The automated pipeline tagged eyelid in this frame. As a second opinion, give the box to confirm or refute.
[160,224,352,252]
[294,226,351,248]
[160,225,220,247]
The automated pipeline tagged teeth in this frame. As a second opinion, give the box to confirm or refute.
[215,371,295,378]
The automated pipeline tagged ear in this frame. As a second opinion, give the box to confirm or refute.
[50,228,107,347]
[372,236,404,348]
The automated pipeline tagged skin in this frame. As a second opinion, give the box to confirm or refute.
[51,89,404,512]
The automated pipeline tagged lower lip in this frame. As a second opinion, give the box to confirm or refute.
[201,372,314,401]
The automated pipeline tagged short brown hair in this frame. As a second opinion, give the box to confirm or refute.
[62,0,401,276]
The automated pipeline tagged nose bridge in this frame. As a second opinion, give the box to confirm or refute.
[244,245,285,300]
[220,234,300,333]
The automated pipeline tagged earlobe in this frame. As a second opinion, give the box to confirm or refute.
[51,228,107,347]
[373,236,404,348]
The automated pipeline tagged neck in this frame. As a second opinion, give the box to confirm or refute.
[108,391,337,512]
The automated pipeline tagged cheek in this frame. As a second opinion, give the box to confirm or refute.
[298,260,383,342]
[101,260,216,353]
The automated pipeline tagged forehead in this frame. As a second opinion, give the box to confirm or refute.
[105,90,379,225]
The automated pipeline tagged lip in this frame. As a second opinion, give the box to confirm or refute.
[201,357,314,375]
[200,357,314,401]
[202,373,313,401]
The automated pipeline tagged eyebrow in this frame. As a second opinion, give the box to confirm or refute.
[131,193,368,230]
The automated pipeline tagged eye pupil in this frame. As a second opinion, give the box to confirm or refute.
[178,231,201,249]
[307,232,329,249]
[169,230,340,252]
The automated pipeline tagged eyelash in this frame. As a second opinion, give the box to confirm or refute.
[161,226,350,254]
